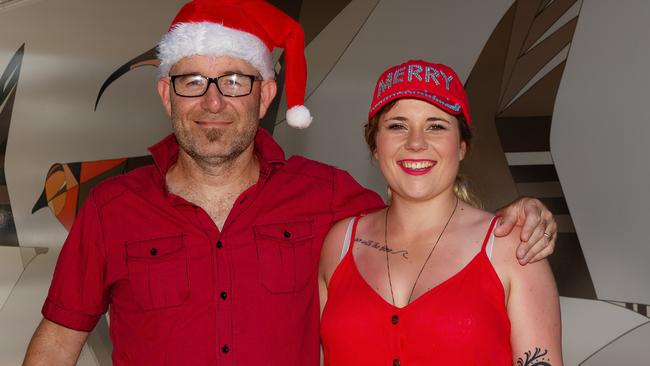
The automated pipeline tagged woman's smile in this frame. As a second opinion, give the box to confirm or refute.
[397,159,436,175]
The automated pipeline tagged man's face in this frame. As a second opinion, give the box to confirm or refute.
[157,55,276,166]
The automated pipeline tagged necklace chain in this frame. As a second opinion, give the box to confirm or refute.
[384,197,459,306]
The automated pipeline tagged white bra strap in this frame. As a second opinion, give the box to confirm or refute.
[486,225,496,261]
[340,218,355,261]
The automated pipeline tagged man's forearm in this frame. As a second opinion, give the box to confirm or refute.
[24,318,88,366]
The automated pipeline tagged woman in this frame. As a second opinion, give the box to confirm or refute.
[319,60,562,365]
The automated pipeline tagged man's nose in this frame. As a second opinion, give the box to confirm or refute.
[200,83,226,112]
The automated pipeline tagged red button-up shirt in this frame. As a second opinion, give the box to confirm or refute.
[42,129,384,365]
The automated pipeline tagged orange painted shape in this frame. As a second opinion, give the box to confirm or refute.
[48,189,66,216]
[63,164,79,189]
[54,185,79,231]
[45,168,65,204]
[80,158,127,183]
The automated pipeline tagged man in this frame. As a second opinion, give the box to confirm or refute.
[24,1,556,365]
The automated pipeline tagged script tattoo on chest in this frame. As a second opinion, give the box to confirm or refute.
[354,237,409,259]
[516,347,551,366]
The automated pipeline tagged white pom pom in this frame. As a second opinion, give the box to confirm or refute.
[286,105,313,129]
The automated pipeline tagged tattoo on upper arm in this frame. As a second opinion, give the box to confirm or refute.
[516,347,551,366]
[354,237,409,259]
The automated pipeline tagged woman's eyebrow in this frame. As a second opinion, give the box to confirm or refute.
[426,117,450,123]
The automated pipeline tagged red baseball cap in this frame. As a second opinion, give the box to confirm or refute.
[368,60,471,124]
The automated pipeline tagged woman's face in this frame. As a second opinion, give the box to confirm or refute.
[374,98,466,203]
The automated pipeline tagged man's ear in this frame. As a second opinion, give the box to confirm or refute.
[258,79,278,119]
[157,77,173,117]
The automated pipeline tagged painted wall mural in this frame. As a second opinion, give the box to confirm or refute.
[464,0,596,300]
[0,44,23,247]
[1,0,650,365]
[31,157,153,230]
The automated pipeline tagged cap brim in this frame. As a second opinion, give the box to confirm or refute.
[368,90,463,120]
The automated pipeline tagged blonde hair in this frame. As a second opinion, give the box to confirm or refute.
[454,175,482,208]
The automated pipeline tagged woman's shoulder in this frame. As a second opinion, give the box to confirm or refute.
[454,202,497,237]
[321,217,356,254]
[455,204,524,270]
[490,216,553,295]
[320,217,353,282]
[320,210,387,280]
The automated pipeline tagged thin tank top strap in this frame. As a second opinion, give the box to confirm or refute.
[339,216,362,261]
[481,216,500,260]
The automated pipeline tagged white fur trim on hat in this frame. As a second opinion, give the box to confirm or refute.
[157,22,274,79]
[286,105,312,129]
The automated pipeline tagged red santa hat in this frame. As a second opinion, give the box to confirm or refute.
[157,0,312,128]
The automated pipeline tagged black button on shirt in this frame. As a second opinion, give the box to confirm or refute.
[391,315,399,325]
[216,240,223,249]
[220,291,228,300]
[393,359,400,366]
[222,344,229,353]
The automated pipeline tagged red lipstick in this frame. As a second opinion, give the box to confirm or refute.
[397,159,436,175]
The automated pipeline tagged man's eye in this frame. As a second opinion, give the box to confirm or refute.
[223,77,243,87]
[183,77,205,87]
[187,79,204,86]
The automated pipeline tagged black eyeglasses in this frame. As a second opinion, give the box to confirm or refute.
[170,73,262,97]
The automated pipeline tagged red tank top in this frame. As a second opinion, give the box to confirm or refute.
[321,216,511,366]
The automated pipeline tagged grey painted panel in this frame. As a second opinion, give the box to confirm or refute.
[560,297,648,366]
[581,321,650,366]
[551,1,650,304]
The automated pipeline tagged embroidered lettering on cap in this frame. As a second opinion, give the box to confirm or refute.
[392,66,406,85]
[370,90,461,114]
[408,64,423,82]
[377,72,394,98]
[367,60,471,125]
[440,70,453,90]
[425,66,440,86]
[379,65,453,98]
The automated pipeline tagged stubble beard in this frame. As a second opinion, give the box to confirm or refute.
[172,105,259,168]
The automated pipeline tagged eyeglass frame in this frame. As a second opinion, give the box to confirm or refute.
[169,72,263,98]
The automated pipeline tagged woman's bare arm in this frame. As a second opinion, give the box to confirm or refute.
[493,228,563,366]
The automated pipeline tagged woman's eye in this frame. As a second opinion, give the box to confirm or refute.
[387,123,406,130]
[428,123,446,131]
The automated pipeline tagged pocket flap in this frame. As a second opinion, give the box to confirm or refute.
[126,235,184,259]
[253,220,313,241]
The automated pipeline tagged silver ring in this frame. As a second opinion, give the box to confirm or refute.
[543,232,551,238]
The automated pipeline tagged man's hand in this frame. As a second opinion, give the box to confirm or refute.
[495,197,556,265]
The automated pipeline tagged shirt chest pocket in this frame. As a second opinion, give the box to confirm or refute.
[254,220,315,294]
[125,234,190,310]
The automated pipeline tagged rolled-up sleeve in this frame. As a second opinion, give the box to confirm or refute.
[42,192,108,332]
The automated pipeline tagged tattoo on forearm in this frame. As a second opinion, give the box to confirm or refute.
[354,237,409,259]
[516,347,551,366]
